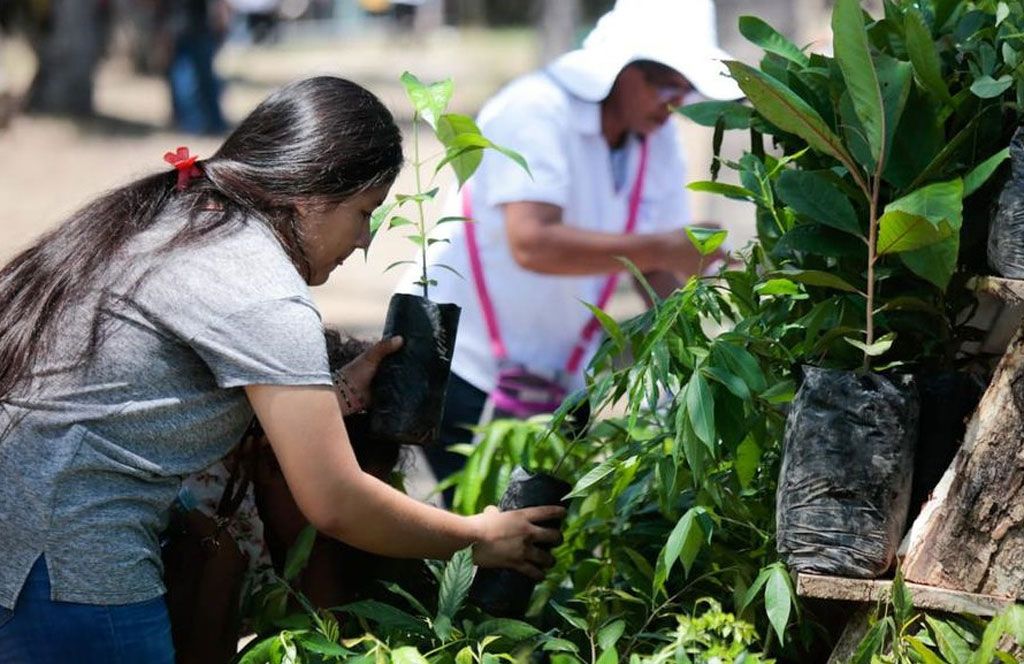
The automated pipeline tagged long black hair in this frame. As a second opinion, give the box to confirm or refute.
[0,76,403,404]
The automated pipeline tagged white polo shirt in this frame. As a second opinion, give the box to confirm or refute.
[396,70,690,393]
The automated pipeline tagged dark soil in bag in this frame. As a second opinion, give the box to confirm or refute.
[470,467,570,618]
[776,367,918,578]
[988,126,1024,277]
[905,370,984,532]
[370,294,460,446]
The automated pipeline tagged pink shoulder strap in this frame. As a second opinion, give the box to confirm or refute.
[465,138,650,371]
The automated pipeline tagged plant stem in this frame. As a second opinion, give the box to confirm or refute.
[864,137,887,371]
[413,112,429,300]
[865,186,878,371]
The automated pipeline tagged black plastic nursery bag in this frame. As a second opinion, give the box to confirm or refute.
[776,367,918,578]
[369,293,460,446]
[988,126,1024,278]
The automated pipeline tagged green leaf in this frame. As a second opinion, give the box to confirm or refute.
[383,260,416,274]
[472,619,541,643]
[886,179,963,288]
[435,113,529,185]
[704,366,750,400]
[775,223,866,258]
[724,61,857,172]
[238,635,282,664]
[654,507,706,590]
[971,613,1007,664]
[740,566,772,611]
[925,615,972,663]
[391,646,431,664]
[597,620,626,651]
[739,15,809,65]
[582,302,626,352]
[380,581,430,617]
[370,201,399,235]
[735,437,762,489]
[567,458,617,498]
[551,602,588,631]
[997,1,1011,25]
[876,210,953,254]
[776,170,862,236]
[396,188,440,204]
[685,227,728,256]
[879,178,963,247]
[687,180,756,201]
[887,179,965,223]
[436,548,474,640]
[770,268,861,293]
[284,525,317,581]
[906,637,945,664]
[764,565,792,645]
[674,101,753,129]
[833,0,885,162]
[852,618,891,664]
[543,637,581,653]
[904,8,950,101]
[875,296,943,317]
[755,278,801,296]
[971,74,1014,98]
[845,332,896,356]
[684,371,716,449]
[714,342,767,393]
[964,147,1010,197]
[339,600,431,636]
[388,216,415,229]
[296,632,350,657]
[400,72,452,129]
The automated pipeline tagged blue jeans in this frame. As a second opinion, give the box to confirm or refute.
[0,557,175,664]
[168,31,227,135]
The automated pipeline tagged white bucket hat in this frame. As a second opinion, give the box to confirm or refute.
[546,0,743,102]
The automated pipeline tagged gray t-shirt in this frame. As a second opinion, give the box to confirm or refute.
[0,213,332,608]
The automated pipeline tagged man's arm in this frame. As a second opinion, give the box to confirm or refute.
[504,201,703,276]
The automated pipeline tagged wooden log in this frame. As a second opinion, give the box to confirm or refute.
[902,319,1024,598]
[797,574,1014,617]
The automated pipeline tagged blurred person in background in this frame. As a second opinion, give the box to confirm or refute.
[391,0,423,32]
[396,0,744,501]
[156,0,230,135]
[226,0,281,44]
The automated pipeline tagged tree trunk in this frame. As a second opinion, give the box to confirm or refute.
[902,319,1024,598]
[537,0,580,65]
[26,0,109,116]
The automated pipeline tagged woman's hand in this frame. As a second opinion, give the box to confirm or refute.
[469,505,565,580]
[333,336,403,415]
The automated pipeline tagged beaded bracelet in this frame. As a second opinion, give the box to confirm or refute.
[332,369,365,414]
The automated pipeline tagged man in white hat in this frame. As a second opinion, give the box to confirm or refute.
[397,0,744,497]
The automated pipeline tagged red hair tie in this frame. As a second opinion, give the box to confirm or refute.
[163,146,202,191]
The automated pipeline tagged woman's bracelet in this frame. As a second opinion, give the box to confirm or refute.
[332,369,365,414]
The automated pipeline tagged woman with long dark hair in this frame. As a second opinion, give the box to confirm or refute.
[0,76,562,663]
